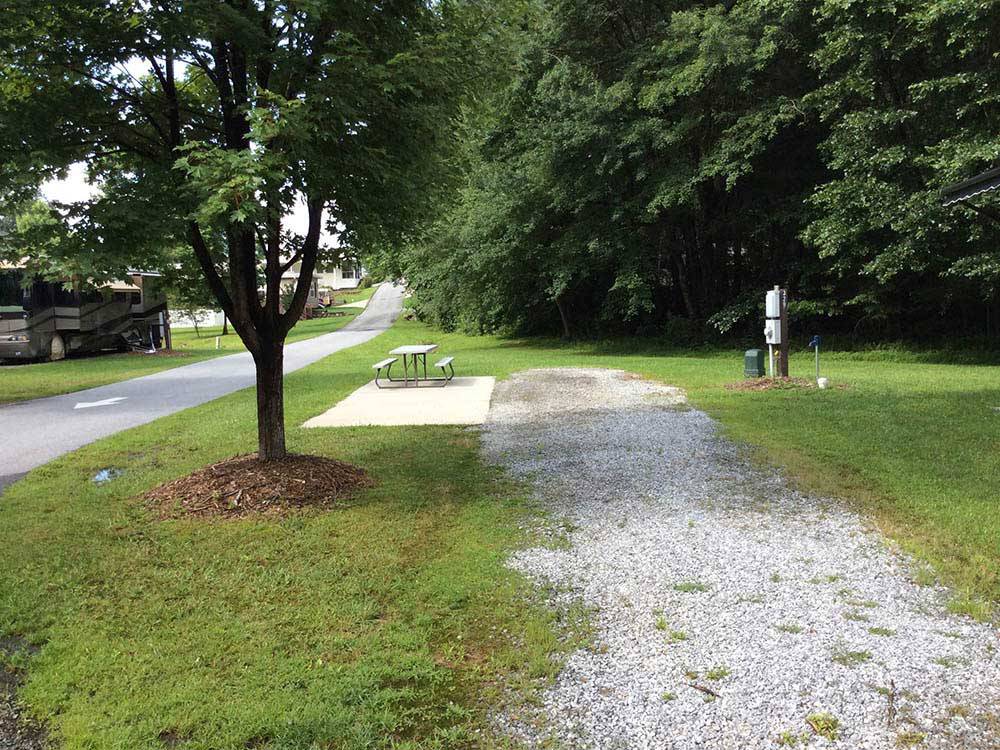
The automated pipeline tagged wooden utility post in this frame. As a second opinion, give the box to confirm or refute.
[779,287,789,378]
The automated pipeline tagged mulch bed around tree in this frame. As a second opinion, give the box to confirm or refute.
[726,377,821,392]
[145,453,373,520]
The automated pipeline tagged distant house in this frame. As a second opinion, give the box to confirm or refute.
[171,261,367,329]
[280,261,367,306]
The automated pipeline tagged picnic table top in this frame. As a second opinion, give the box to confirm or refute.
[390,344,438,355]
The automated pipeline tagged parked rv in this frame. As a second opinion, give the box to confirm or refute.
[0,268,169,362]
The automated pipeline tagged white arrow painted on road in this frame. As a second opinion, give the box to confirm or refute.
[74,397,128,410]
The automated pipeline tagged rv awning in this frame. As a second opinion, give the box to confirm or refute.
[100,280,142,292]
[941,166,1000,206]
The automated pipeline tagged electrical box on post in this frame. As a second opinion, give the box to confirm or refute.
[764,318,783,345]
[765,289,782,319]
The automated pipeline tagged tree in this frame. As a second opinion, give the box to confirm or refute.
[399,0,830,338]
[0,0,482,459]
[397,0,1000,342]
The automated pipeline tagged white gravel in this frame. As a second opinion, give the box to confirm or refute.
[481,368,1000,750]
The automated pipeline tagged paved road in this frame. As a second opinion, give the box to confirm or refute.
[0,283,404,492]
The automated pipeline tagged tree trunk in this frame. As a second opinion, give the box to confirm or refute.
[222,314,229,335]
[555,295,572,338]
[255,343,286,460]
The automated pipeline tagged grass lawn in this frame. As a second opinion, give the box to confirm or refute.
[0,287,375,405]
[1,315,998,747]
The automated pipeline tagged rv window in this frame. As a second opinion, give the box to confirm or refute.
[0,270,26,309]
[31,278,54,307]
[78,287,104,305]
[52,285,78,306]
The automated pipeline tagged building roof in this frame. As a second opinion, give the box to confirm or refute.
[941,166,1000,206]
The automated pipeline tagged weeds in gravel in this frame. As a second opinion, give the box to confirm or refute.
[705,665,731,681]
[654,615,668,631]
[776,623,804,634]
[844,610,870,622]
[933,656,961,668]
[868,627,896,637]
[896,730,927,746]
[666,630,688,644]
[947,704,970,717]
[776,730,809,746]
[806,712,840,740]
[844,598,880,609]
[770,572,783,583]
[832,649,873,667]
[673,581,710,593]
[660,691,676,702]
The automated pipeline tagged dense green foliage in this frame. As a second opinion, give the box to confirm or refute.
[381,0,1000,339]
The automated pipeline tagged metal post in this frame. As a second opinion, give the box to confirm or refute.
[768,344,775,378]
[815,344,820,380]
[778,286,789,378]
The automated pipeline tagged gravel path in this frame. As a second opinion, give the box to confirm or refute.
[482,368,1000,750]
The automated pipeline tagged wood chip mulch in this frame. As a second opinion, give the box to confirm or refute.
[144,453,374,520]
[726,377,820,392]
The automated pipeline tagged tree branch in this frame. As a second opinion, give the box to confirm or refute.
[279,199,323,336]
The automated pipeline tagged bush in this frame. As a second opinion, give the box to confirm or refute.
[357,276,373,289]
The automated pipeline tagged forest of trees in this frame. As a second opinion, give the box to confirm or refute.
[371,0,1000,342]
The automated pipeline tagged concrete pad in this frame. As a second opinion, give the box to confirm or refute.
[334,299,369,309]
[303,377,496,427]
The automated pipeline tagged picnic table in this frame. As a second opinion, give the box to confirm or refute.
[391,344,437,384]
[372,344,456,388]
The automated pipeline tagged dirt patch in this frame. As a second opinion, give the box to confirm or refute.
[726,377,834,392]
[145,453,373,520]
[1,636,47,750]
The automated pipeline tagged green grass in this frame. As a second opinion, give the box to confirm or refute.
[0,303,365,404]
[0,319,568,749]
[4,314,1000,746]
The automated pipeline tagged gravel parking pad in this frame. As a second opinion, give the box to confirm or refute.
[482,368,1000,749]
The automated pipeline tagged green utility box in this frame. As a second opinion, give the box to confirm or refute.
[744,349,766,378]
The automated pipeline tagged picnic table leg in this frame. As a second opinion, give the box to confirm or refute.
[422,353,428,381]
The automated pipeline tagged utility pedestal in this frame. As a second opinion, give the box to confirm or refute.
[764,286,789,378]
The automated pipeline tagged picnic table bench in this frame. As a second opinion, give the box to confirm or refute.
[373,345,456,388]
